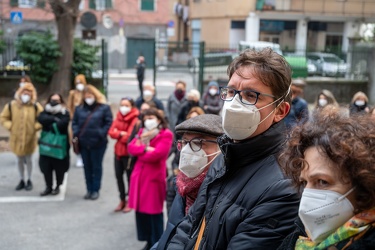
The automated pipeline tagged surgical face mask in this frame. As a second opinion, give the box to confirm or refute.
[144,118,159,130]
[355,100,365,106]
[119,106,131,116]
[221,93,285,140]
[318,99,328,107]
[21,94,31,104]
[179,144,220,178]
[143,90,153,101]
[298,187,355,243]
[76,83,85,92]
[45,103,62,114]
[209,88,217,96]
[85,97,95,106]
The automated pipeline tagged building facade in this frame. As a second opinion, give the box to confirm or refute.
[168,0,375,53]
[0,0,170,69]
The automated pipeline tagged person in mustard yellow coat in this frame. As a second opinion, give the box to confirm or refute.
[0,83,43,191]
[67,74,88,167]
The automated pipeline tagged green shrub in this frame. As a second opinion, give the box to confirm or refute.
[72,39,100,81]
[0,30,7,55]
[15,31,61,84]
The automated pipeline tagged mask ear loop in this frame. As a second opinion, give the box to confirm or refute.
[199,150,221,171]
[337,186,356,202]
[252,84,292,127]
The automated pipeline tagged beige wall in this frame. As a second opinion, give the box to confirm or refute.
[189,0,255,19]
[199,18,231,48]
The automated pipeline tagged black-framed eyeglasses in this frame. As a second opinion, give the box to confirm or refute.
[219,87,275,105]
[175,138,217,152]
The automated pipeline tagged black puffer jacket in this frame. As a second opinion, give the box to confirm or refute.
[168,121,300,250]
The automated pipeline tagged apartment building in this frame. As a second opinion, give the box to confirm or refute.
[169,0,375,53]
[0,0,169,68]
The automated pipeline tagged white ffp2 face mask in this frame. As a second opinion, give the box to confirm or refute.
[119,106,131,116]
[76,83,85,92]
[21,94,31,104]
[298,187,355,243]
[318,99,328,107]
[221,93,284,140]
[144,118,159,130]
[179,144,220,178]
[85,97,95,106]
[355,100,365,106]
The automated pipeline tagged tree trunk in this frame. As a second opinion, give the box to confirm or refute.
[49,0,80,97]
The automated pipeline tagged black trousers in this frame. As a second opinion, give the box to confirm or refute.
[114,155,131,200]
[39,155,69,189]
[137,77,144,95]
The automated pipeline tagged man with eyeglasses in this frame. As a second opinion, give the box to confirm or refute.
[168,48,300,249]
[152,114,223,250]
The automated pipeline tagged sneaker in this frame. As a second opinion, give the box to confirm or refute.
[51,187,60,195]
[76,157,84,168]
[40,188,52,196]
[84,192,91,200]
[25,180,33,191]
[90,192,99,200]
[15,180,25,191]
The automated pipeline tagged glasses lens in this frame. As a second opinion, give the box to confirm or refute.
[220,87,235,101]
[190,139,202,152]
[241,90,258,105]
[177,140,186,151]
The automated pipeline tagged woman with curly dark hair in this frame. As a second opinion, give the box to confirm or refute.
[278,108,375,250]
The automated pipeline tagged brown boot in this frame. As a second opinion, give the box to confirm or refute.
[114,200,126,212]
[122,201,132,213]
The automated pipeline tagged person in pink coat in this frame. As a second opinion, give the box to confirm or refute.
[128,108,173,250]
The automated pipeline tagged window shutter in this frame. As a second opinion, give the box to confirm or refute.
[10,0,18,7]
[141,0,154,11]
[37,0,46,8]
[89,0,96,10]
[105,0,112,9]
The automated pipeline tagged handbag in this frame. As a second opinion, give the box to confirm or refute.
[72,105,100,155]
[39,123,67,160]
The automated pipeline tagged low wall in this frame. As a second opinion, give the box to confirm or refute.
[303,78,368,105]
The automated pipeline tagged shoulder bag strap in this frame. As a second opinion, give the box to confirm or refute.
[78,104,101,137]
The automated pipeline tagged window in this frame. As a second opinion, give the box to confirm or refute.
[89,0,112,10]
[18,0,37,8]
[141,0,155,11]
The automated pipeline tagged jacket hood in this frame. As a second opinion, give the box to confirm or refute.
[218,120,287,170]
[85,84,106,104]
[116,107,139,122]
[75,74,87,85]
[15,82,37,104]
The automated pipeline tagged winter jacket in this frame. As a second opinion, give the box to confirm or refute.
[127,128,173,214]
[349,103,369,116]
[0,84,43,156]
[277,218,375,250]
[176,101,204,126]
[108,107,139,157]
[72,102,113,149]
[67,74,88,118]
[284,96,309,130]
[153,185,185,250]
[168,121,300,250]
[202,93,223,115]
[167,94,187,133]
[37,108,71,156]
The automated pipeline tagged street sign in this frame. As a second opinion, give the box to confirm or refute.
[10,11,23,24]
[168,20,174,28]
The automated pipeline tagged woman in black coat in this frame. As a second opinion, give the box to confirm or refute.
[37,93,70,196]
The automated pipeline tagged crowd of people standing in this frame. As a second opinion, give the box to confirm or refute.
[1,47,375,250]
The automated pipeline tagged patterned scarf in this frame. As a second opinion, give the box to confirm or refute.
[176,167,209,215]
[140,128,159,145]
[296,208,375,250]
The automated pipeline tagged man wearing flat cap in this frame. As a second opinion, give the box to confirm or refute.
[152,114,223,250]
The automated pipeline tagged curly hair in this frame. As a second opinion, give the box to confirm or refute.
[227,48,292,105]
[279,108,375,211]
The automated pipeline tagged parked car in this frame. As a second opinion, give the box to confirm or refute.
[2,59,31,76]
[238,41,308,78]
[306,52,347,77]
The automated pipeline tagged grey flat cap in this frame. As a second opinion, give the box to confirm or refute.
[175,114,224,137]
